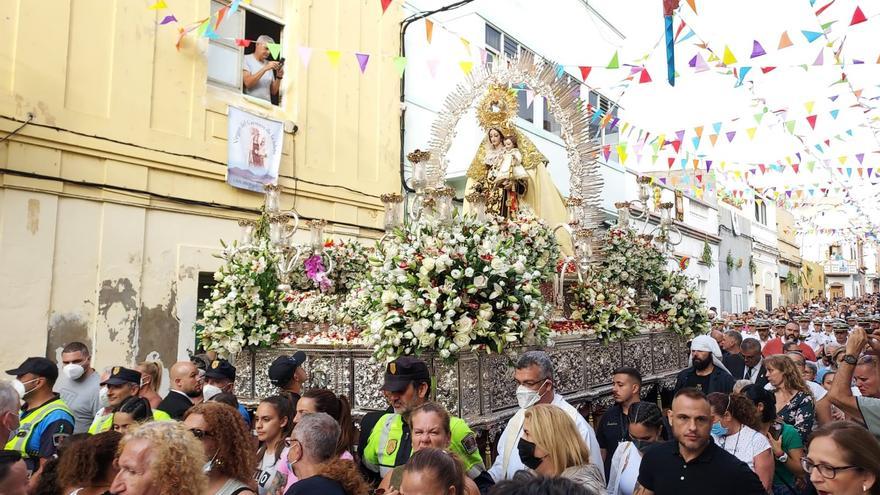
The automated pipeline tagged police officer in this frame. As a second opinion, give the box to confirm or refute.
[88,366,171,433]
[358,357,485,485]
[5,357,75,475]
[203,358,251,426]
[268,351,307,410]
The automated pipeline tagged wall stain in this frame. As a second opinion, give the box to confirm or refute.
[46,314,91,362]
[137,285,180,365]
[26,199,39,234]
[98,278,138,342]
[36,101,56,126]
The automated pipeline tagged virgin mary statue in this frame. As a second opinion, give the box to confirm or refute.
[464,85,570,249]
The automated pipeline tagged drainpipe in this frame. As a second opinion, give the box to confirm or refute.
[399,0,476,193]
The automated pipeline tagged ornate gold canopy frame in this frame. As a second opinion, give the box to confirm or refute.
[424,53,604,230]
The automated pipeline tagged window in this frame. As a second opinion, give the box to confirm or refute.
[485,24,501,68]
[698,280,708,297]
[764,293,773,312]
[731,287,744,313]
[754,200,767,225]
[196,271,219,321]
[207,0,284,105]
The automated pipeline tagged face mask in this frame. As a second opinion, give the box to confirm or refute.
[287,441,302,476]
[140,377,151,388]
[203,384,223,402]
[12,378,39,401]
[99,386,111,408]
[517,438,544,470]
[63,364,85,381]
[516,380,549,410]
[3,413,20,443]
[711,421,728,437]
[632,439,655,453]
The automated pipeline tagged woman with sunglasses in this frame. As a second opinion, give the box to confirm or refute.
[708,392,774,492]
[184,402,258,495]
[804,421,880,495]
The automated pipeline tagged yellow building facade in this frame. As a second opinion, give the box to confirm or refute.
[800,260,826,302]
[776,209,802,306]
[0,0,401,371]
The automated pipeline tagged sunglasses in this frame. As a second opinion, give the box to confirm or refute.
[189,428,213,439]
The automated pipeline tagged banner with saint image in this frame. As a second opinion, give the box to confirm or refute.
[226,106,284,193]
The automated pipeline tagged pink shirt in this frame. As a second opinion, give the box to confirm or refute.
[275,447,353,493]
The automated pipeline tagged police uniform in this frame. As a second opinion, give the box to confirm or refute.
[5,357,75,474]
[88,366,172,434]
[358,358,484,484]
[205,359,251,426]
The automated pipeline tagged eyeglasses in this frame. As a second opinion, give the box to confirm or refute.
[189,428,213,439]
[801,457,861,479]
[284,438,300,448]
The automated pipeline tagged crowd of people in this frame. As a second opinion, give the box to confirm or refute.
[2,296,880,495]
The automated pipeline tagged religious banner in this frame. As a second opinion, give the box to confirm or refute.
[226,106,284,193]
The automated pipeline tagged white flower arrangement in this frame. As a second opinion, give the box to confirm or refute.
[359,212,560,362]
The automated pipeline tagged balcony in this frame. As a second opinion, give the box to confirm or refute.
[824,259,858,275]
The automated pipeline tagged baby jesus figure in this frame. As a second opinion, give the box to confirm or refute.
[490,134,528,216]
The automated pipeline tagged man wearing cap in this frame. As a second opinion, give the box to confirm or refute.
[673,335,735,395]
[754,321,772,349]
[157,361,203,420]
[204,358,251,426]
[359,357,486,485]
[88,366,171,433]
[832,321,850,346]
[5,357,75,475]
[268,351,308,411]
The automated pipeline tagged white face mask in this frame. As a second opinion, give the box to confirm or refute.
[99,386,111,408]
[203,384,223,402]
[3,412,20,442]
[202,450,218,473]
[516,380,549,409]
[63,364,85,381]
[11,378,39,403]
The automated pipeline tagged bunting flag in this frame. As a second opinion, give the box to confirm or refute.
[850,6,867,25]
[425,20,434,44]
[689,53,709,72]
[355,53,370,73]
[779,31,793,49]
[159,15,177,25]
[806,115,817,129]
[802,30,823,43]
[726,130,736,142]
[685,0,697,13]
[579,66,592,81]
[761,66,776,73]
[229,0,243,15]
[606,51,620,69]
[381,0,393,13]
[747,127,757,140]
[813,48,824,65]
[267,43,281,60]
[750,40,766,58]
[148,0,167,10]
[215,6,228,29]
[298,46,313,68]
[393,56,407,77]
[722,45,737,65]
[459,61,473,75]
[460,37,471,54]
[326,50,341,66]
[639,68,652,83]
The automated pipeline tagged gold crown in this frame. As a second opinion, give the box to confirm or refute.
[477,85,518,135]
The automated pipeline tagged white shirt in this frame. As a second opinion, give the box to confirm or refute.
[713,425,770,472]
[742,360,762,383]
[607,441,641,495]
[488,393,605,483]
[807,380,828,401]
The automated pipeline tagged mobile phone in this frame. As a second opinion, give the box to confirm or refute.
[770,421,783,440]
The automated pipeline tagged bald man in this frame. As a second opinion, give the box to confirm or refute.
[156,361,203,420]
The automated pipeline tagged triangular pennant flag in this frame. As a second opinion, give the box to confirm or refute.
[747,127,757,140]
[712,122,722,134]
[234,38,251,48]
[159,15,177,25]
[805,101,814,113]
[856,153,865,164]
[459,61,473,75]
[705,160,713,172]
[807,161,816,172]
[425,19,434,44]
[355,53,370,73]
[298,46,313,68]
[671,140,682,152]
[668,157,676,169]
[691,136,701,149]
[393,56,407,77]
[736,66,751,86]
[802,30,822,43]
[215,6,228,29]
[869,168,874,177]
[578,66,592,81]
[326,50,341,66]
[851,6,867,25]
[806,115,817,129]
[460,37,471,54]
[761,66,776,73]
[686,0,696,13]
[426,58,439,78]
[793,164,800,173]
[607,51,620,69]
[525,89,535,109]
[203,24,219,40]
[759,164,767,174]
[381,0,393,13]
[229,0,242,15]
[726,131,736,142]
[196,18,210,37]
[639,68,652,83]
[676,130,685,141]
[694,126,704,138]
[722,45,737,65]
[785,120,796,133]
[778,31,793,49]
[750,40,766,58]
[813,48,824,66]
[709,134,718,146]
[267,43,281,60]
[603,145,612,161]
[147,0,167,10]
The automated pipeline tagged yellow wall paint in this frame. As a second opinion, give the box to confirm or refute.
[0,0,401,370]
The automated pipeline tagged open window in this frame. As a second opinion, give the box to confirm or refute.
[207,0,285,106]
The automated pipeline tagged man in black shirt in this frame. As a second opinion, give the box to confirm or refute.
[635,388,764,495]
[720,330,746,379]
[673,335,735,395]
[597,366,642,478]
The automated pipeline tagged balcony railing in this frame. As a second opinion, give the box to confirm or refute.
[824,259,858,275]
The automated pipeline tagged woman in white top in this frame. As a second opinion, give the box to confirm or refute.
[708,392,774,492]
[606,402,665,495]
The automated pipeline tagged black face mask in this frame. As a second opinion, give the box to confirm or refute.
[632,439,656,453]
[517,438,544,470]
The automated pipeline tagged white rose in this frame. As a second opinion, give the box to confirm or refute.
[453,332,471,348]
[473,275,488,289]
[381,290,397,305]
[450,269,463,280]
[418,332,436,348]
[456,315,474,333]
[411,318,431,337]
[464,267,475,277]
[422,257,436,272]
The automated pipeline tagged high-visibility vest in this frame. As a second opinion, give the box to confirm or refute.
[5,399,73,458]
[88,409,173,434]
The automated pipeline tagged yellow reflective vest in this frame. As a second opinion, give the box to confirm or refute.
[5,398,73,458]
[88,409,172,434]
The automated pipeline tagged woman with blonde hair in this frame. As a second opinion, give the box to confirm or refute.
[109,421,207,495]
[519,404,604,494]
[764,355,815,441]
[137,360,164,409]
